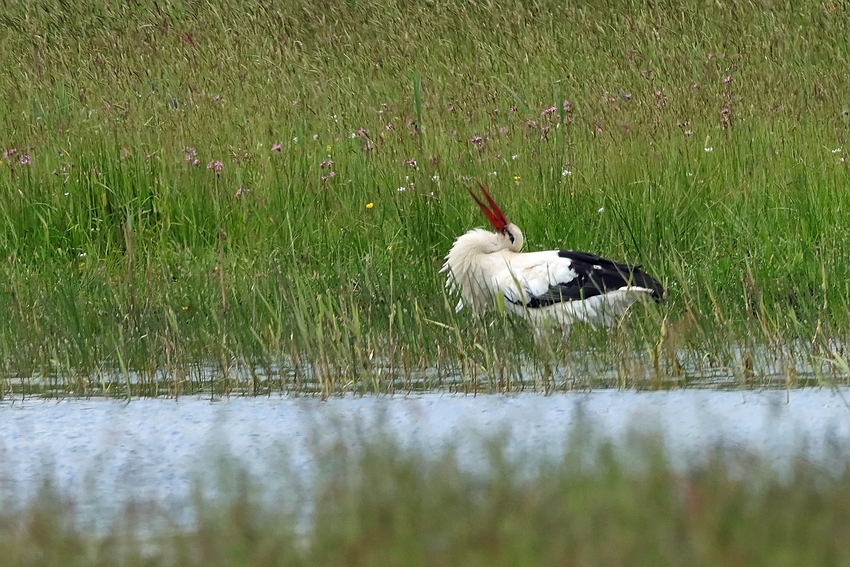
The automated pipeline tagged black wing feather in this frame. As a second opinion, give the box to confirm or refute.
[520,250,665,308]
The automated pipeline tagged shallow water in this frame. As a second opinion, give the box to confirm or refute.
[2,389,850,527]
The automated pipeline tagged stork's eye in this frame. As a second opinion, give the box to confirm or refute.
[506,230,515,244]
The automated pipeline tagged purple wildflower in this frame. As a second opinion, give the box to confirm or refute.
[357,128,369,138]
[541,106,557,116]
[723,75,732,83]
[207,160,223,175]
[320,159,334,168]
[3,148,16,158]
[404,158,417,167]
[470,135,483,145]
[19,154,31,165]
[235,187,247,197]
[271,142,282,151]
[684,129,693,136]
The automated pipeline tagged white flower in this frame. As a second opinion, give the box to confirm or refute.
[490,171,497,176]
[79,252,86,258]
[832,148,842,153]
[431,174,440,182]
[687,172,693,177]
[704,146,713,152]
[312,134,319,140]
[597,207,604,213]
[293,137,298,143]
[350,132,356,138]
[397,186,406,192]
[562,170,572,176]
[511,155,518,160]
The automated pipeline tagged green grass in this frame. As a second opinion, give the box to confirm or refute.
[3,422,850,566]
[2,0,850,395]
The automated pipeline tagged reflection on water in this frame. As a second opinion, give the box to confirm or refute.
[1,390,849,527]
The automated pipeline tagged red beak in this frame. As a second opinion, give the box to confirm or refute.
[467,181,508,232]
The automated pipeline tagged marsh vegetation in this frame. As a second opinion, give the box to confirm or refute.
[1,0,850,396]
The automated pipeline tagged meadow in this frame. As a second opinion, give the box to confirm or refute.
[2,0,850,396]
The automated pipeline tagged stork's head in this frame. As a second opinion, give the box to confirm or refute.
[468,182,524,252]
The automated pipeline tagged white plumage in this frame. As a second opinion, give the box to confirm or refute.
[441,183,664,328]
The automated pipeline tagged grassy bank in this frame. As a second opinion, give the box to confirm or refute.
[2,0,850,394]
[3,424,850,566]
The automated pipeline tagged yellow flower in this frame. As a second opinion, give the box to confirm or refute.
[387,245,392,250]
[513,175,520,180]
[366,202,374,209]
[379,132,385,139]
[326,145,332,152]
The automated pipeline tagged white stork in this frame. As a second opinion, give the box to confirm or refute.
[441,182,664,328]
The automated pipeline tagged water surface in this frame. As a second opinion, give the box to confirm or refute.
[2,389,849,526]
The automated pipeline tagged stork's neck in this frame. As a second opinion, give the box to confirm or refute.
[452,228,508,256]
